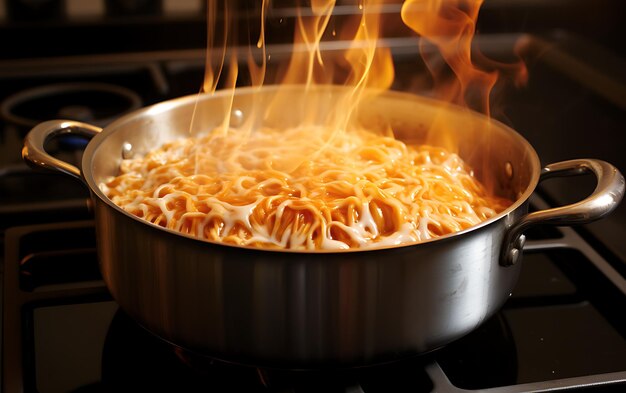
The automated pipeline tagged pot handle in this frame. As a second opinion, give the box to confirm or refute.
[501,159,625,266]
[22,120,102,181]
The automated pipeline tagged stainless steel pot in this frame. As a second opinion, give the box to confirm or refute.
[22,85,625,367]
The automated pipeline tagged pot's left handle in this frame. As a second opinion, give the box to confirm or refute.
[22,120,102,181]
[501,159,625,266]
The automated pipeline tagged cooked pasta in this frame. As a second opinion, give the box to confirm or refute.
[101,126,511,250]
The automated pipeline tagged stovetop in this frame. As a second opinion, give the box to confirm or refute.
[1,2,626,392]
[3,198,626,392]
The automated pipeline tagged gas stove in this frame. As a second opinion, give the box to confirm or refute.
[1,1,626,392]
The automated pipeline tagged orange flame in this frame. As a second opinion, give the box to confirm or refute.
[198,0,527,172]
[402,0,496,116]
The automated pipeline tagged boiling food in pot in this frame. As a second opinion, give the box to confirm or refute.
[100,125,511,250]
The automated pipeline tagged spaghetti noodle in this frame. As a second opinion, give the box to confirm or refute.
[101,126,511,250]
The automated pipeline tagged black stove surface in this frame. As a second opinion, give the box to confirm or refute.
[2,2,626,392]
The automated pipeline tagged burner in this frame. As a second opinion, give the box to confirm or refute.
[0,82,142,129]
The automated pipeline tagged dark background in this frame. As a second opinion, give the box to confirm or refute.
[0,0,625,59]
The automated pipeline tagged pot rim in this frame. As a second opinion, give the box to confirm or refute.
[82,84,541,254]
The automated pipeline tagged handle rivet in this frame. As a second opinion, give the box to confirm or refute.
[505,162,514,179]
[231,109,244,127]
[122,142,133,159]
[508,248,521,265]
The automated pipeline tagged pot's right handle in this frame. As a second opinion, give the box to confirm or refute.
[501,159,625,266]
[22,120,102,181]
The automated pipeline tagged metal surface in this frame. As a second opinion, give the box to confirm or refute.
[23,120,101,179]
[501,159,626,266]
[21,85,623,366]
[423,196,626,393]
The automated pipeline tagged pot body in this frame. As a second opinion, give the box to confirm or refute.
[86,86,536,366]
[24,86,623,367]
[95,195,524,366]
